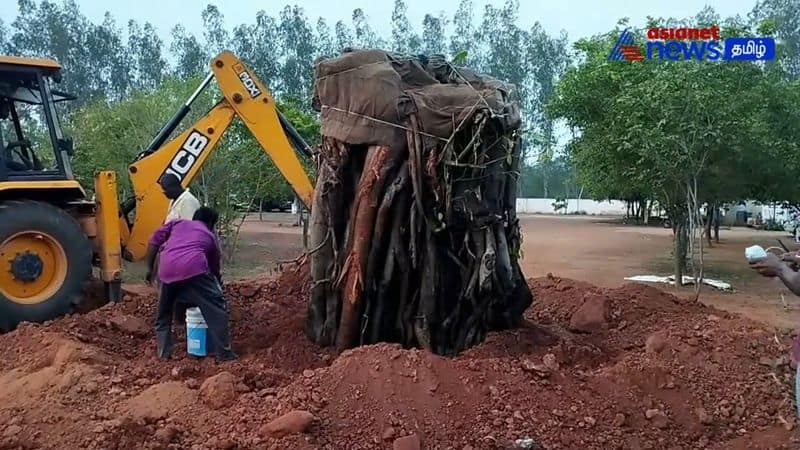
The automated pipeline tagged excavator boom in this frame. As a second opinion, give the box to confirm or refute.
[117,51,315,262]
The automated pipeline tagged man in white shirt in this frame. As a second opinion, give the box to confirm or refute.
[154,173,201,295]
[160,173,201,222]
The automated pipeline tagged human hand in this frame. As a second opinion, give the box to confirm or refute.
[780,251,800,262]
[749,253,784,278]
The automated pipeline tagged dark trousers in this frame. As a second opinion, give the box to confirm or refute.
[155,272,235,361]
[154,256,188,327]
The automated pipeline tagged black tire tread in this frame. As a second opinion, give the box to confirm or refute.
[0,200,91,331]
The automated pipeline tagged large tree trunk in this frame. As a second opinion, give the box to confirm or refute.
[336,145,401,350]
[306,49,532,356]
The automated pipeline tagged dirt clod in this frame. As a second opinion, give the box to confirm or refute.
[110,314,149,337]
[126,382,195,423]
[154,425,179,443]
[238,286,260,298]
[645,409,669,429]
[382,426,397,441]
[393,433,421,450]
[645,331,668,354]
[200,372,238,409]
[568,293,608,333]
[696,407,713,425]
[261,410,315,438]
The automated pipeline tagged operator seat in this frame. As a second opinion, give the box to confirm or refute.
[0,100,36,172]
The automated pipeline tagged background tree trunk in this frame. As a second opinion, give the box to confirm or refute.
[674,218,688,286]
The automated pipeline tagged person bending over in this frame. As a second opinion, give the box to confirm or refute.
[145,207,237,362]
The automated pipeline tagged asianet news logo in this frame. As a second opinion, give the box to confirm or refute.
[608,26,776,62]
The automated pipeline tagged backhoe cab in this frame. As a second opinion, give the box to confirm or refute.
[0,56,77,187]
[0,56,91,331]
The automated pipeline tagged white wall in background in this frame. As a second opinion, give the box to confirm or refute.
[516,198,627,215]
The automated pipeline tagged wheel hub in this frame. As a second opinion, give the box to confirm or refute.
[10,251,44,282]
[0,231,67,304]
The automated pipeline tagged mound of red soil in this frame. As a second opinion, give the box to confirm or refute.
[0,266,795,449]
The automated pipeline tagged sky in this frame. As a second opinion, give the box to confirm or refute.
[1,0,761,44]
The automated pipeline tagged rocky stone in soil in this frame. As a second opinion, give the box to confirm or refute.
[382,427,397,441]
[200,372,238,409]
[260,410,316,438]
[645,409,669,429]
[154,425,180,444]
[645,331,668,354]
[569,293,608,333]
[238,285,260,298]
[109,315,149,337]
[393,433,421,450]
[695,407,713,425]
[126,382,196,423]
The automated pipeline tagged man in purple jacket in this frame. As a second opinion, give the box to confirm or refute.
[145,207,237,362]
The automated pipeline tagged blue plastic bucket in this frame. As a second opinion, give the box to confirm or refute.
[186,307,207,357]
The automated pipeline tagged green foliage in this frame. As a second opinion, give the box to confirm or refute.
[550,23,799,207]
[391,0,422,54]
[69,76,214,196]
[549,17,800,280]
[519,156,577,198]
[422,13,448,54]
[67,77,320,241]
[452,50,469,65]
[750,0,800,78]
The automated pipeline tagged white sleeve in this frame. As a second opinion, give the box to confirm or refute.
[177,194,201,220]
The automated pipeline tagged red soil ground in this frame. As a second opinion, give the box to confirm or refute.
[0,261,796,449]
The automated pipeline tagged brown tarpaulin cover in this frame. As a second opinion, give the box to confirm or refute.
[312,49,521,146]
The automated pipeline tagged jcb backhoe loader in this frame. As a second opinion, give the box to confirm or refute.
[0,51,314,330]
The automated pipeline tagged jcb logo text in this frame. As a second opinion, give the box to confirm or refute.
[163,130,209,181]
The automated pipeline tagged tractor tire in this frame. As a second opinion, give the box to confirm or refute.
[0,201,91,331]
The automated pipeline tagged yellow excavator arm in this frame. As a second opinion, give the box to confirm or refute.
[0,51,314,326]
[100,51,315,263]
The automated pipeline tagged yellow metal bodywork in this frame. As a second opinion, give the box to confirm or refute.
[94,171,122,283]
[211,51,314,206]
[0,230,67,304]
[0,179,85,197]
[0,55,61,70]
[124,102,236,261]
[121,51,314,262]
